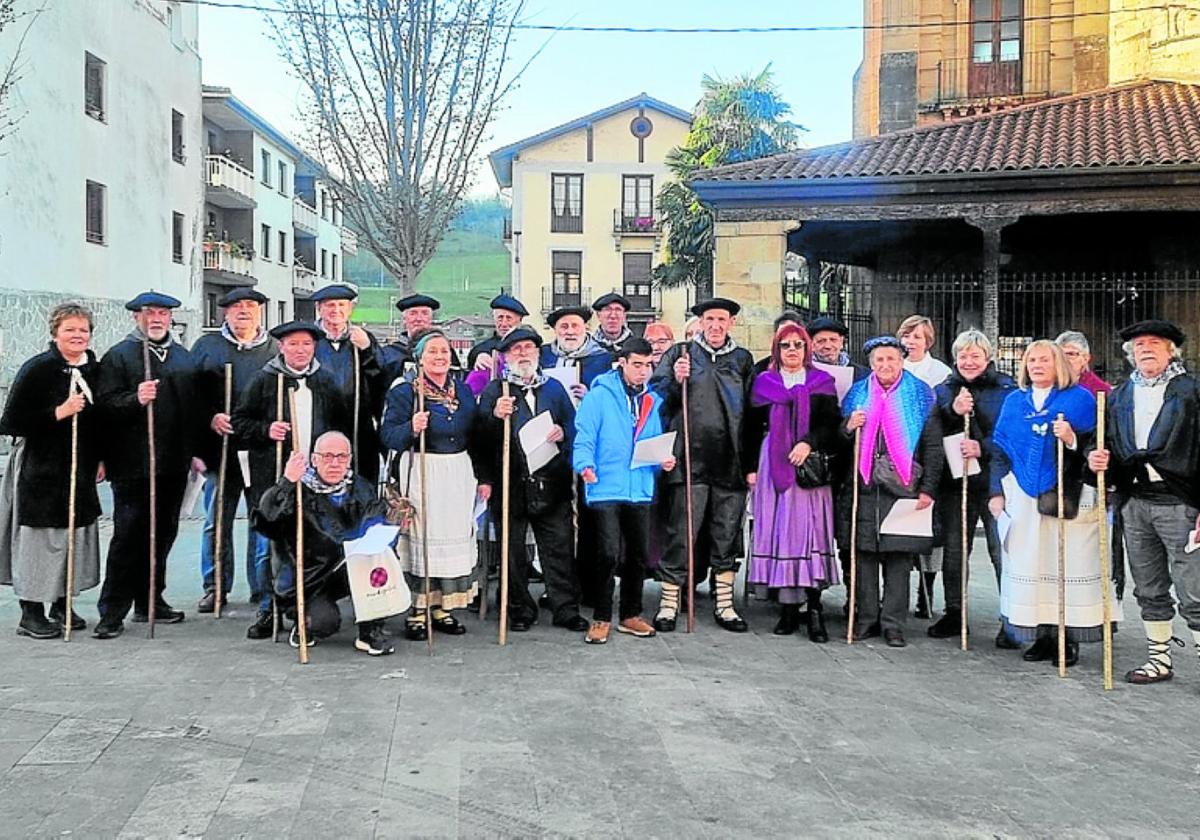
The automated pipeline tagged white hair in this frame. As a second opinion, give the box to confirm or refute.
[1054,330,1090,354]
[951,328,993,360]
[1122,339,1182,367]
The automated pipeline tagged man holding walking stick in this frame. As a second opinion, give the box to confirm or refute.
[1087,320,1200,684]
[94,292,202,639]
[650,298,756,633]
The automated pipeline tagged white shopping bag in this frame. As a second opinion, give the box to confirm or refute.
[345,525,411,622]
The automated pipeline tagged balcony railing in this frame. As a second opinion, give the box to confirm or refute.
[540,286,591,314]
[931,50,1051,109]
[293,197,319,236]
[293,264,318,294]
[550,213,583,233]
[203,241,254,278]
[205,155,255,206]
[340,226,358,255]
[613,209,661,235]
[623,284,661,314]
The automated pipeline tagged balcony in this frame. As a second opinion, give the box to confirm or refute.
[203,241,255,286]
[550,213,583,234]
[340,226,358,255]
[205,155,256,209]
[540,286,591,315]
[293,197,319,237]
[613,209,661,235]
[624,284,661,315]
[293,264,318,295]
[927,50,1052,116]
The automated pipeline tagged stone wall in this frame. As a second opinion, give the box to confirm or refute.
[712,221,794,356]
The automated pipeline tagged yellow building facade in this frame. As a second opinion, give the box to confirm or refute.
[853,0,1200,137]
[489,94,695,340]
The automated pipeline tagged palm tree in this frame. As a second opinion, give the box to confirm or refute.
[654,66,804,299]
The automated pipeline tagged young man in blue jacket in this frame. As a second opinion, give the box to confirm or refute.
[573,338,676,644]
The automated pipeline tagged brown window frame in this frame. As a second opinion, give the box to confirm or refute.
[85,181,106,245]
[550,250,583,308]
[550,173,584,233]
[172,212,185,263]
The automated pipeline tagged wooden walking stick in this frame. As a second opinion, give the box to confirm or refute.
[1056,412,1067,678]
[288,390,310,664]
[1095,392,1114,690]
[64,407,79,643]
[142,341,158,639]
[213,364,232,619]
[961,412,971,652]
[499,380,512,646]
[272,373,284,643]
[352,344,361,475]
[682,375,696,634]
[417,374,433,656]
[847,427,861,644]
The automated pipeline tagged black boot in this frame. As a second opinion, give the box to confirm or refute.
[49,597,86,631]
[914,571,936,619]
[773,603,801,636]
[806,606,828,644]
[17,601,61,640]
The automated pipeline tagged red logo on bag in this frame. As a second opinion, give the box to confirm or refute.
[369,567,389,588]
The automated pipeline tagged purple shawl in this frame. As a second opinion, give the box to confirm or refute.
[752,368,836,492]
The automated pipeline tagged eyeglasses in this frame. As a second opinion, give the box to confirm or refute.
[648,338,673,347]
[314,452,351,462]
[778,341,806,350]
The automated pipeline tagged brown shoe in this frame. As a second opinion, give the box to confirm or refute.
[617,616,656,638]
[585,621,611,645]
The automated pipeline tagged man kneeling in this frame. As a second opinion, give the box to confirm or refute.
[255,432,396,656]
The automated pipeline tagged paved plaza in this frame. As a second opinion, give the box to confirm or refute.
[0,512,1198,839]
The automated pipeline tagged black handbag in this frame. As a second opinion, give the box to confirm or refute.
[794,451,831,489]
[1037,481,1082,520]
[871,449,923,498]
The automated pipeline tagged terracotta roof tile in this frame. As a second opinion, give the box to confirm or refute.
[702,80,1200,182]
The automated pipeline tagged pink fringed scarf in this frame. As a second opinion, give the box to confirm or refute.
[845,373,932,486]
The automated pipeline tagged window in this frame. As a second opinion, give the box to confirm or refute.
[621,175,654,223]
[622,253,653,310]
[278,301,286,325]
[172,212,184,263]
[261,149,272,187]
[969,0,1023,97]
[171,110,185,163]
[278,230,288,264]
[85,181,106,244]
[207,129,217,154]
[320,248,328,277]
[278,161,288,196]
[331,253,338,281]
[320,190,331,221]
[261,223,271,261]
[84,53,106,122]
[550,174,583,233]
[551,251,582,308]
[205,293,219,328]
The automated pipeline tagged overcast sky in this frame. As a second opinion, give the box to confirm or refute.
[198,1,865,195]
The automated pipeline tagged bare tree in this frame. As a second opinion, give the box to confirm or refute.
[0,0,44,150]
[271,0,530,293]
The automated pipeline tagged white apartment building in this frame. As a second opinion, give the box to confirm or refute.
[201,86,355,328]
[0,0,204,389]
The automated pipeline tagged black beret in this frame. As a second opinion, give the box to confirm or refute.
[690,297,741,317]
[806,316,849,337]
[547,306,593,327]
[309,283,359,302]
[490,293,529,317]
[217,287,268,307]
[395,293,441,312]
[495,326,543,352]
[1117,319,1186,347]
[269,320,323,341]
[125,290,182,311]
[863,335,907,357]
[592,292,631,312]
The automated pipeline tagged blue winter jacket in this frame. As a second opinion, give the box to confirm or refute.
[573,369,665,505]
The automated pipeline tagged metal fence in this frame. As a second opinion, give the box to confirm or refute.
[786,268,1200,380]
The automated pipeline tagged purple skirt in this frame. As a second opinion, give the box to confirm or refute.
[749,443,838,600]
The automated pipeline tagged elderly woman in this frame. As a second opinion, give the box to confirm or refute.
[379,329,485,641]
[928,329,1017,645]
[1055,331,1111,397]
[842,336,944,647]
[749,323,840,642]
[0,303,103,639]
[989,340,1120,666]
[643,321,675,368]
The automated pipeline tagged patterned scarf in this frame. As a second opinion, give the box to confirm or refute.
[1130,360,1187,388]
[126,328,173,363]
[300,464,354,495]
[504,367,547,390]
[548,334,606,361]
[220,322,270,350]
[693,333,739,360]
[843,371,933,487]
[417,375,459,413]
[593,326,632,352]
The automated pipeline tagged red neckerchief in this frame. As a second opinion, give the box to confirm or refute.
[634,392,654,438]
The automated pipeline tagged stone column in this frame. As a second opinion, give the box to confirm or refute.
[712,220,798,356]
[966,215,1017,347]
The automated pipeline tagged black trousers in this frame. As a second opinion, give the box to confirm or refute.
[98,473,188,620]
[591,502,651,622]
[297,568,382,638]
[659,483,745,588]
[491,490,579,624]
[854,551,912,634]
[939,488,1002,612]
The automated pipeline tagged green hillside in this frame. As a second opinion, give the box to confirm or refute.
[344,229,510,324]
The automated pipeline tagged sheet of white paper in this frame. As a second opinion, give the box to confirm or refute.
[344,523,402,557]
[518,411,558,474]
[631,431,677,468]
[236,450,251,488]
[942,433,983,479]
[879,498,934,537]
[812,361,855,405]
[545,365,580,394]
[180,469,205,518]
[1186,528,1200,555]
[995,510,1013,549]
